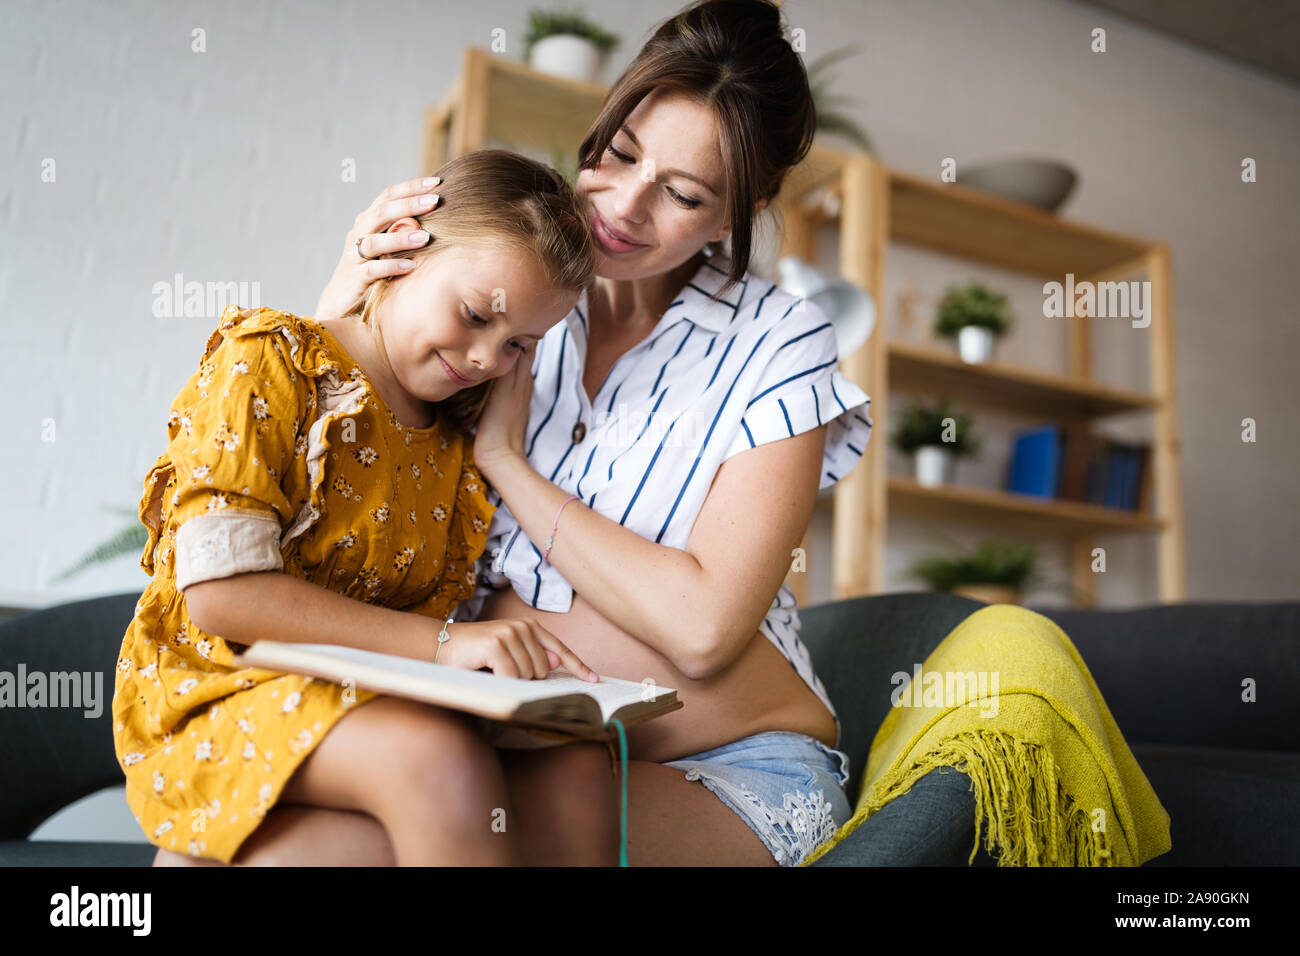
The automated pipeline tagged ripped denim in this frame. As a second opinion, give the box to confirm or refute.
[663,730,853,866]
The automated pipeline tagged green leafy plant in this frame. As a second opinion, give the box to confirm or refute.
[524,6,620,62]
[934,281,1014,337]
[891,398,981,457]
[806,43,874,155]
[910,539,1038,592]
[547,148,581,188]
[55,506,146,582]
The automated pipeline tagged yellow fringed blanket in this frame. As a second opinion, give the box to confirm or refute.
[803,603,1171,866]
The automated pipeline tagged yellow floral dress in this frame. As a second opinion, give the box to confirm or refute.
[111,304,495,863]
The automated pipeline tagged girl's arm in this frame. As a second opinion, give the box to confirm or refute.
[185,571,444,659]
[185,571,597,680]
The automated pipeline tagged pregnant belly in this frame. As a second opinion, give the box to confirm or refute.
[478,584,838,762]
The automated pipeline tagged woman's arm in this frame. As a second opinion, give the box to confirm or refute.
[477,425,827,680]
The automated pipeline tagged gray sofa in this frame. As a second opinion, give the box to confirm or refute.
[2,590,1297,866]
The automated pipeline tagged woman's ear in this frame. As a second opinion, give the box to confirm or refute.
[386,218,421,234]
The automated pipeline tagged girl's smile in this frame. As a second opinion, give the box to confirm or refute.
[436,350,478,387]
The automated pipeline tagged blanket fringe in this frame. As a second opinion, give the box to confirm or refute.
[861,730,1116,866]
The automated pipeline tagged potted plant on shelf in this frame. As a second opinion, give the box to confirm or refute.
[934,281,1014,364]
[910,539,1039,606]
[892,398,981,487]
[524,6,620,85]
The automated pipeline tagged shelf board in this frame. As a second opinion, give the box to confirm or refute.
[888,341,1158,420]
[888,169,1153,277]
[883,475,1163,536]
[478,49,608,156]
[777,142,853,209]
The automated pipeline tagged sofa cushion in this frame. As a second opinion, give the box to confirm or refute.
[1130,743,1300,866]
[797,591,987,798]
[0,840,157,867]
[0,593,140,840]
[1026,602,1300,753]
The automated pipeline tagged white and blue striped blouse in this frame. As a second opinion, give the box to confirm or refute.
[460,253,872,743]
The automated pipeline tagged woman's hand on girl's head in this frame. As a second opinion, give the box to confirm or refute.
[471,342,536,477]
[436,617,599,682]
[313,176,443,322]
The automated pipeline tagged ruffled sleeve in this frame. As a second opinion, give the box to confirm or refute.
[720,298,873,490]
[139,306,316,591]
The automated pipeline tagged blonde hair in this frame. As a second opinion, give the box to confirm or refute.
[339,149,597,434]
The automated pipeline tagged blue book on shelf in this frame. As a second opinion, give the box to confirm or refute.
[1104,445,1125,508]
[1007,426,1060,499]
[1114,445,1130,510]
[1085,443,1107,504]
[1118,447,1138,512]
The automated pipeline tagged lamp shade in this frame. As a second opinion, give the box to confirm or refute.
[776,256,875,358]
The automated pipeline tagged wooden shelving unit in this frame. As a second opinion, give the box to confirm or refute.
[775,147,1187,607]
[421,47,606,178]
[421,46,1187,610]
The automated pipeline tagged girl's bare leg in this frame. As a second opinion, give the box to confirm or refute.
[153,806,394,866]
[156,695,519,866]
[279,696,520,865]
[158,742,619,868]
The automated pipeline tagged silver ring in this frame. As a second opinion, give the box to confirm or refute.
[355,235,380,261]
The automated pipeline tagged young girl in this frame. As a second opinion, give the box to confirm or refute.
[112,149,614,865]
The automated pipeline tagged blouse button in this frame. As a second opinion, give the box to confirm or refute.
[571,421,586,444]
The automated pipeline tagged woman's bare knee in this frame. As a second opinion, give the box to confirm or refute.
[501,740,620,865]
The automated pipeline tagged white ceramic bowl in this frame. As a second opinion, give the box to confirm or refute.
[957,159,1077,212]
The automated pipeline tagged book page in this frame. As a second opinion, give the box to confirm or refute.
[239,643,673,722]
[537,669,674,722]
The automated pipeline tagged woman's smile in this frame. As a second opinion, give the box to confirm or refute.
[592,208,647,254]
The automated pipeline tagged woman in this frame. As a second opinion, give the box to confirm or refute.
[168,0,870,866]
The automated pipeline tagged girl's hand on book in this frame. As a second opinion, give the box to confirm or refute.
[314,176,443,322]
[438,618,599,682]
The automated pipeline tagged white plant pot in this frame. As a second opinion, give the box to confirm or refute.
[914,445,957,487]
[957,325,996,364]
[529,34,602,84]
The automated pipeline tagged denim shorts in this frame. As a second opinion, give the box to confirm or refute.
[662,730,853,866]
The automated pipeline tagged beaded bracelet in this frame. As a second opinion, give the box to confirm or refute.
[434,612,453,664]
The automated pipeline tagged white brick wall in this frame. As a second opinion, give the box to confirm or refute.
[2,0,1297,618]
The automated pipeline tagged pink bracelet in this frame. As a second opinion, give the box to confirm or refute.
[543,494,580,564]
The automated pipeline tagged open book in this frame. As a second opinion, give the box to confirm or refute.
[232,641,682,748]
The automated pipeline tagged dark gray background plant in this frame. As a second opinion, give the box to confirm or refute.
[56,506,146,582]
[935,281,1014,337]
[806,43,874,154]
[910,539,1038,591]
[892,398,982,457]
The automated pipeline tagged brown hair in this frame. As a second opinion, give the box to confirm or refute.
[577,0,816,300]
[339,148,596,434]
